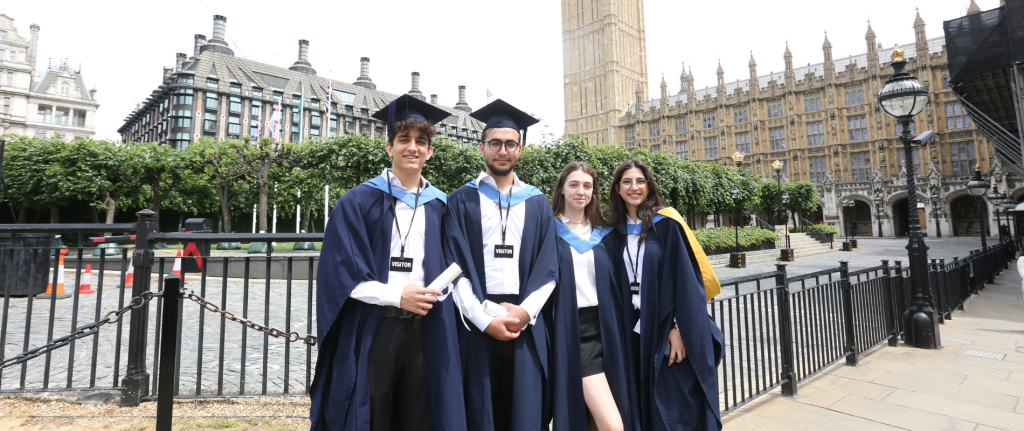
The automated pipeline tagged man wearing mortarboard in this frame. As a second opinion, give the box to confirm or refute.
[442,99,559,431]
[310,94,467,431]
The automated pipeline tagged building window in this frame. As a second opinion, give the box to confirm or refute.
[330,115,338,133]
[250,124,260,137]
[5,72,12,86]
[173,89,193,106]
[207,77,219,88]
[735,132,750,154]
[273,91,283,101]
[229,97,242,113]
[0,50,4,60]
[58,82,69,95]
[375,124,384,136]
[250,102,261,117]
[896,120,917,135]
[809,156,826,184]
[292,108,301,124]
[360,108,369,117]
[807,121,824,146]
[311,111,322,127]
[804,95,822,112]
[733,107,748,124]
[897,148,922,177]
[291,131,299,142]
[702,113,716,128]
[0,31,6,40]
[650,144,660,153]
[309,99,319,108]
[55,110,68,125]
[675,141,688,158]
[205,93,219,111]
[675,119,687,133]
[173,117,191,128]
[9,51,15,62]
[2,97,9,114]
[177,75,194,84]
[292,94,302,104]
[35,132,46,138]
[228,115,241,136]
[851,152,871,182]
[704,137,718,159]
[345,105,354,115]
[344,117,354,133]
[203,112,218,132]
[848,115,867,141]
[845,86,865,105]
[950,143,976,176]
[767,100,784,118]
[37,107,51,123]
[252,87,263,97]
[649,123,660,138]
[769,127,785,151]
[230,83,241,93]
[946,102,971,129]
[625,128,635,141]
[310,127,320,137]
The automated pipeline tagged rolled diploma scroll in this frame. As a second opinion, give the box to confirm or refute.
[427,263,462,301]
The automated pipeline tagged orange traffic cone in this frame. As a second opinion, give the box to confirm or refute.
[172,248,183,282]
[79,264,95,294]
[123,253,135,287]
[44,248,69,297]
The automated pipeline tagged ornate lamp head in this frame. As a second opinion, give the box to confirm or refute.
[772,159,784,172]
[732,151,745,164]
[891,44,905,62]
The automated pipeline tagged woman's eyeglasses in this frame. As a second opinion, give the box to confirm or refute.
[619,179,647,189]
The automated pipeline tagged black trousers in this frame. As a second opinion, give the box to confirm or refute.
[368,309,428,431]
[486,294,518,431]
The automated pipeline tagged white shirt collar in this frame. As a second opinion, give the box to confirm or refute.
[627,215,641,225]
[475,171,525,194]
[557,214,592,235]
[380,169,429,193]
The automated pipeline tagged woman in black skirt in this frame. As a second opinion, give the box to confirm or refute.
[549,162,637,431]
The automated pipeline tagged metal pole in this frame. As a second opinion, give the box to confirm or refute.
[876,200,883,237]
[977,196,988,251]
[775,172,783,225]
[897,117,940,349]
[121,209,155,406]
[155,274,181,431]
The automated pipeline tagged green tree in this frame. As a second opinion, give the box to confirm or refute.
[192,138,249,233]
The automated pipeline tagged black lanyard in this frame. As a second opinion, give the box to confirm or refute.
[625,229,642,287]
[497,179,514,246]
[385,170,420,258]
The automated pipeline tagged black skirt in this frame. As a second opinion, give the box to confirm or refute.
[578,306,605,377]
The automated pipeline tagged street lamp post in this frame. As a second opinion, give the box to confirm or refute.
[730,152,746,268]
[874,191,884,237]
[841,197,856,251]
[930,186,942,238]
[878,44,939,349]
[1001,194,1016,252]
[966,166,989,250]
[987,185,1005,244]
[772,159,787,226]
[780,192,793,261]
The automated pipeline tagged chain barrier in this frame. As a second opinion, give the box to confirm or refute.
[183,290,317,346]
[0,291,162,370]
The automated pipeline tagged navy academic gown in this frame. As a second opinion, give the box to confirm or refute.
[309,180,467,431]
[551,223,640,431]
[616,212,725,431]
[441,181,559,431]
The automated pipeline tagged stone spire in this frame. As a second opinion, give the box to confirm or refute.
[716,60,726,101]
[967,0,982,14]
[823,31,835,82]
[680,61,689,94]
[784,42,795,84]
[635,83,643,110]
[660,75,669,109]
[866,20,879,70]
[914,7,929,64]
[748,51,760,98]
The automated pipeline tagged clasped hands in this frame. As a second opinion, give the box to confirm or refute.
[485,303,528,341]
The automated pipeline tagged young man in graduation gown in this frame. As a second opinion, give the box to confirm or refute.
[310,95,467,431]
[442,99,560,431]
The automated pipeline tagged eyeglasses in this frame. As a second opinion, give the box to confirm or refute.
[619,178,647,189]
[485,139,521,152]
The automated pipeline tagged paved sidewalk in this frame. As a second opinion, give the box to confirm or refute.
[724,261,1024,430]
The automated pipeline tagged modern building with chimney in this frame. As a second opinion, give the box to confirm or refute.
[0,13,99,138]
[119,14,483,147]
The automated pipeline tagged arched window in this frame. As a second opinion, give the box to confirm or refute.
[60,83,70,96]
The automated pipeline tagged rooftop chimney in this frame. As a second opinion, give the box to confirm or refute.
[430,94,438,105]
[28,24,40,81]
[288,39,316,75]
[193,34,207,58]
[175,53,187,72]
[163,67,174,82]
[200,15,234,56]
[409,72,425,100]
[353,57,376,90]
[454,85,471,112]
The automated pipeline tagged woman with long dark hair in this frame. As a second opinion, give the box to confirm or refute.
[548,162,637,431]
[608,159,724,431]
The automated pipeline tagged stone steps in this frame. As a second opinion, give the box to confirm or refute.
[707,231,839,268]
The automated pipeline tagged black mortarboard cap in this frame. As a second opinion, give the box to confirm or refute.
[372,94,451,131]
[470,99,540,143]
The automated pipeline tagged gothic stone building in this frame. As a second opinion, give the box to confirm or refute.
[119,15,484,148]
[562,0,1013,239]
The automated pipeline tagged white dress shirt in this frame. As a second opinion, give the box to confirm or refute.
[623,216,645,311]
[454,172,557,331]
[349,170,428,307]
[558,215,599,308]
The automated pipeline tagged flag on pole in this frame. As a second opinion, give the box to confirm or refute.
[487,89,493,98]
[296,84,304,141]
[269,101,282,143]
[256,104,263,138]
[324,79,333,116]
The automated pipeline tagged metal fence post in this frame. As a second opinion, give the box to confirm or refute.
[773,263,798,397]
[936,259,950,321]
[156,274,180,431]
[121,209,156,407]
[881,260,899,347]
[839,261,858,366]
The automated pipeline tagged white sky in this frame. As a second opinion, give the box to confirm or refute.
[3,0,989,141]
